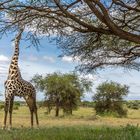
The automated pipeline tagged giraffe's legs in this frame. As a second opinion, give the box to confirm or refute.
[25,97,39,128]
[4,97,9,129]
[25,98,34,128]
[30,109,34,128]
[9,96,14,128]
[34,103,39,126]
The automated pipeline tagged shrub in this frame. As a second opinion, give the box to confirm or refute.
[93,81,129,117]
[0,104,4,110]
[80,101,95,108]
[14,102,20,107]
[13,105,19,110]
[126,100,140,110]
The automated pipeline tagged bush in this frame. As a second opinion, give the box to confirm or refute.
[126,100,140,110]
[93,81,129,117]
[37,101,44,108]
[0,104,4,110]
[80,101,95,108]
[14,102,20,107]
[13,105,19,110]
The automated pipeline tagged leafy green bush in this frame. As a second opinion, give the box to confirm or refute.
[37,101,44,108]
[80,101,95,108]
[0,104,4,110]
[13,105,19,110]
[126,100,140,110]
[93,81,129,117]
[14,102,20,107]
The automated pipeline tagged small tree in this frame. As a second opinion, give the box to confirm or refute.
[32,72,92,116]
[93,81,129,117]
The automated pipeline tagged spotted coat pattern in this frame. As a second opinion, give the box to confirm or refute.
[4,28,39,128]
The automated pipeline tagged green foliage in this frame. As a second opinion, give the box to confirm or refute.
[11,102,20,110]
[0,101,4,110]
[93,81,129,117]
[0,104,4,110]
[14,101,20,107]
[37,101,45,108]
[126,100,140,110]
[80,101,95,108]
[13,105,19,110]
[0,125,139,140]
[32,72,92,116]
[123,124,139,137]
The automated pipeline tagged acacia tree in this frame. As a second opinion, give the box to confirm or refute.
[0,0,140,72]
[31,72,92,116]
[93,81,129,116]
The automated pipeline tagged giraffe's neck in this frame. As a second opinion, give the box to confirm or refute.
[8,29,23,80]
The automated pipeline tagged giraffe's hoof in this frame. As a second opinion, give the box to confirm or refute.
[2,125,6,130]
[21,125,24,128]
[7,126,12,131]
[36,125,39,129]
[7,127,11,131]
[30,126,33,129]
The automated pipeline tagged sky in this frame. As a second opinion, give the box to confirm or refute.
[0,33,140,101]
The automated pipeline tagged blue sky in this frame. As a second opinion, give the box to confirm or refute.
[0,33,140,101]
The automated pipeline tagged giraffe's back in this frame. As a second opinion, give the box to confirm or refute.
[16,79,36,97]
[5,78,36,98]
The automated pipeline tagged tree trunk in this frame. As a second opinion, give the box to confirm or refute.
[55,98,60,117]
[55,106,59,117]
[70,108,73,115]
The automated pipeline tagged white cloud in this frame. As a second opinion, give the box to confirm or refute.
[0,54,9,78]
[43,56,55,63]
[29,55,39,61]
[80,73,98,81]
[25,55,55,63]
[0,67,7,71]
[0,55,9,62]
[62,55,80,63]
[62,56,73,62]
[0,55,9,81]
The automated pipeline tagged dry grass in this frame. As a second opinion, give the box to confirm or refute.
[0,106,139,128]
[0,106,140,140]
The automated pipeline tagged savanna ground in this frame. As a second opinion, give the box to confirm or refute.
[0,105,139,140]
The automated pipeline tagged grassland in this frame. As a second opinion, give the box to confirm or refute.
[0,106,139,128]
[0,125,139,140]
[0,106,139,140]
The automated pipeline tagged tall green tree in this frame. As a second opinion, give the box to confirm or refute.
[31,72,92,116]
[93,81,129,117]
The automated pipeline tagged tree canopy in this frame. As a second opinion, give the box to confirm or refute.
[0,0,140,72]
[93,81,129,116]
[31,72,92,116]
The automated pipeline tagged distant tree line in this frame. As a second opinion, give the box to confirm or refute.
[80,101,95,108]
[125,100,140,110]
[31,72,139,117]
[0,73,137,118]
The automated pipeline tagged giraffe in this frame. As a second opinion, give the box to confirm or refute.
[4,28,39,129]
